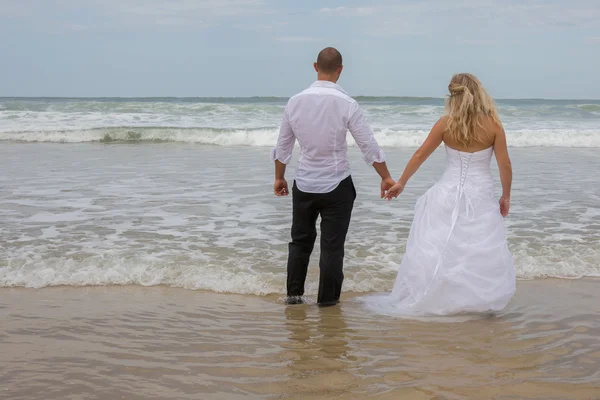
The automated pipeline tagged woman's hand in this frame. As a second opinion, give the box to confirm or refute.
[380,177,396,199]
[499,196,510,217]
[385,182,404,200]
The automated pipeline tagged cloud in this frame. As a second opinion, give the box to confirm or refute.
[105,0,269,19]
[0,0,41,18]
[0,0,272,31]
[89,0,272,31]
[234,21,288,32]
[462,39,497,45]
[497,1,600,29]
[319,6,377,17]
[62,24,88,32]
[275,36,322,43]
[320,6,344,14]
[2,0,598,37]
[316,0,600,37]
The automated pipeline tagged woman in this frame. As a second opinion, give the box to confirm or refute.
[362,73,515,316]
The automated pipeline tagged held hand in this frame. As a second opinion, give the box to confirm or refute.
[274,178,289,196]
[385,182,404,200]
[380,177,396,199]
[499,196,510,217]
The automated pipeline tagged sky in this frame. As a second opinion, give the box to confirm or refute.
[1,0,599,99]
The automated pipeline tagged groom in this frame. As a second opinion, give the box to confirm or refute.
[271,47,395,307]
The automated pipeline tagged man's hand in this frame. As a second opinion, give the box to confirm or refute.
[385,182,404,200]
[380,177,396,199]
[274,178,289,196]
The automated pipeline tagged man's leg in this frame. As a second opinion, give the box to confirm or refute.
[317,177,356,306]
[286,182,319,301]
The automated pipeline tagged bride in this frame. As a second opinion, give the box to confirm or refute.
[362,73,516,316]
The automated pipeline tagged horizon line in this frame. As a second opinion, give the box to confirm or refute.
[1,95,600,101]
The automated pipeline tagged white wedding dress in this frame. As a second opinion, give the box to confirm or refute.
[361,145,516,316]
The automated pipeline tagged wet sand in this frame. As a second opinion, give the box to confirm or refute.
[1,280,599,400]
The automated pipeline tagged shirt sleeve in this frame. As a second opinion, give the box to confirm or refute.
[347,101,386,165]
[270,107,295,165]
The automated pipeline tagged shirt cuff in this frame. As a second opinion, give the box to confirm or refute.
[270,148,292,165]
[362,148,386,165]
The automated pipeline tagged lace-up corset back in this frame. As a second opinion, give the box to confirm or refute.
[441,145,494,197]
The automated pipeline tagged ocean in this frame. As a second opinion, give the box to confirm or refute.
[2,96,600,399]
[1,96,599,294]
[1,96,600,146]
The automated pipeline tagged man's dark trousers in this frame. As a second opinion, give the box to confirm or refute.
[286,176,356,305]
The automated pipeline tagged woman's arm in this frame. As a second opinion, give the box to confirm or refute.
[386,118,445,199]
[493,123,512,216]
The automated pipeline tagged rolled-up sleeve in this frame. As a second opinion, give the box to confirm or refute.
[270,108,295,165]
[348,102,385,165]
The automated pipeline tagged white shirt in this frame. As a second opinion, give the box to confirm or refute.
[270,81,385,193]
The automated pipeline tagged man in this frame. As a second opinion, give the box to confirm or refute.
[271,47,395,307]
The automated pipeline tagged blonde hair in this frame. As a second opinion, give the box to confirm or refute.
[444,73,500,146]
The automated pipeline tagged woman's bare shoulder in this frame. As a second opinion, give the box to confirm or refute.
[480,115,503,133]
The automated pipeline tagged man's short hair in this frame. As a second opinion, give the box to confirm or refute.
[316,47,343,73]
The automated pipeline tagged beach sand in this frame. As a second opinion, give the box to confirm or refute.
[1,280,599,399]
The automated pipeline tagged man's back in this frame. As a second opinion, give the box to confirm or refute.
[285,81,355,192]
[272,81,384,194]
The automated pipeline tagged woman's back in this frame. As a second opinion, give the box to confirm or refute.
[442,115,499,153]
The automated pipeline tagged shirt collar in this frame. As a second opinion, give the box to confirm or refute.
[310,80,348,95]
